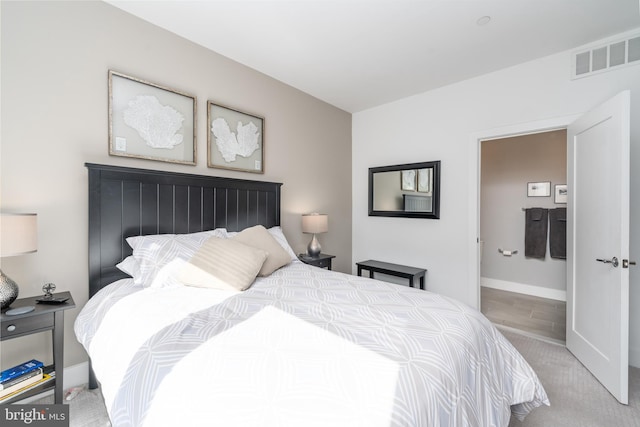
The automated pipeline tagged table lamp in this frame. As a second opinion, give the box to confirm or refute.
[302,213,328,258]
[0,213,37,310]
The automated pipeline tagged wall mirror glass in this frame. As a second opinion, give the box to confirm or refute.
[368,161,440,219]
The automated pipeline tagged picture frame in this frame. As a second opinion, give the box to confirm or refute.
[527,181,551,197]
[555,184,567,204]
[207,101,264,174]
[417,168,432,193]
[108,70,196,165]
[401,169,416,191]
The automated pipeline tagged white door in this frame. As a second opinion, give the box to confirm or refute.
[567,90,631,404]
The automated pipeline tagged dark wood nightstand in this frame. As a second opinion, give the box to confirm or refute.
[0,291,75,404]
[298,253,336,270]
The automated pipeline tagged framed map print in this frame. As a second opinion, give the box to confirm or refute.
[207,101,264,173]
[108,70,196,165]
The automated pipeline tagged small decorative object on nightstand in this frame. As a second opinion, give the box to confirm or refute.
[42,283,56,298]
[0,291,75,404]
[298,253,335,270]
[302,213,328,257]
[0,213,38,310]
[35,283,69,305]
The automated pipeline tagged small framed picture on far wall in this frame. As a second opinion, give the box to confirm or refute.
[555,184,567,203]
[527,181,551,197]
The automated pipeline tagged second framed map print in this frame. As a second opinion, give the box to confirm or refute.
[207,101,264,173]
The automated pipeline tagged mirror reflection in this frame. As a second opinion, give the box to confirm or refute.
[369,161,440,219]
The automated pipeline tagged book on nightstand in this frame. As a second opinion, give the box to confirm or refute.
[0,368,44,399]
[0,367,43,393]
[0,373,53,402]
[0,359,44,385]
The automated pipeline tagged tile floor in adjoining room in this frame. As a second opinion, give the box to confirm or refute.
[481,286,566,343]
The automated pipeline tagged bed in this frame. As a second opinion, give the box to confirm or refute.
[76,163,548,427]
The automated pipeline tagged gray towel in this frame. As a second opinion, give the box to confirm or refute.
[525,208,548,258]
[549,208,567,259]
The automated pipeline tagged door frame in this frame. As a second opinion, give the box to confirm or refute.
[468,114,580,310]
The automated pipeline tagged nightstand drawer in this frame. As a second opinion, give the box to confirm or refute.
[298,253,335,270]
[312,258,331,269]
[1,313,54,339]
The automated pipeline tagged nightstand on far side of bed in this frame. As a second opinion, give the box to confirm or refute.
[298,253,335,270]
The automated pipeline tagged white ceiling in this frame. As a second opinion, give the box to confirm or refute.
[106,0,640,113]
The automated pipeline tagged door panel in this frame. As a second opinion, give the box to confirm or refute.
[567,91,630,404]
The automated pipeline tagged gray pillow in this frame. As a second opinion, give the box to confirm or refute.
[232,225,292,276]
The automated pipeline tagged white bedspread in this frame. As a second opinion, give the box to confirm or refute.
[75,261,548,427]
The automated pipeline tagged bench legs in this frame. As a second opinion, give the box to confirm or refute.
[358,268,425,290]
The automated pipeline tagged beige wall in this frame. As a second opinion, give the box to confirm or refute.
[481,131,567,294]
[0,1,351,370]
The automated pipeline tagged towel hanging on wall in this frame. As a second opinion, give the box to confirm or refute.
[524,208,548,259]
[549,208,567,259]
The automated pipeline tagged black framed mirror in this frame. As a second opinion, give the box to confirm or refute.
[368,161,440,219]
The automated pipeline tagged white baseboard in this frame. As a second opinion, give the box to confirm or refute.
[63,361,89,390]
[481,277,566,301]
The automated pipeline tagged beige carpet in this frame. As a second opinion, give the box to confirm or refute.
[31,385,111,427]
[33,330,640,426]
[503,328,640,427]
[67,387,111,427]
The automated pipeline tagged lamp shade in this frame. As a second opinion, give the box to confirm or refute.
[302,213,328,234]
[0,213,38,257]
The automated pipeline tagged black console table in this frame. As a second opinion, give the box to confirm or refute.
[356,260,426,290]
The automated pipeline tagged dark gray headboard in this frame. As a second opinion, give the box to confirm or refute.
[86,163,282,298]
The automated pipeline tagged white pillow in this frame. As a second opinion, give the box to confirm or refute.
[126,228,227,288]
[179,237,267,291]
[231,225,291,276]
[115,256,142,284]
[227,226,298,261]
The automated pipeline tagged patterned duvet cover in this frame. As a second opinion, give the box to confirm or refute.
[75,261,548,427]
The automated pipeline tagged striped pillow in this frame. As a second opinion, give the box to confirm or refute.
[179,237,267,291]
[126,229,227,288]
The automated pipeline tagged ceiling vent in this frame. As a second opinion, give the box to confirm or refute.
[571,30,640,79]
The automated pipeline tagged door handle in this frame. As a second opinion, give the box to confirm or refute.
[596,257,619,267]
[623,259,636,268]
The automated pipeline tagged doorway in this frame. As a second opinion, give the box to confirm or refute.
[479,130,567,343]
[470,92,631,403]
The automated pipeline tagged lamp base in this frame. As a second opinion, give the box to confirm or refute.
[0,269,19,309]
[307,234,322,258]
